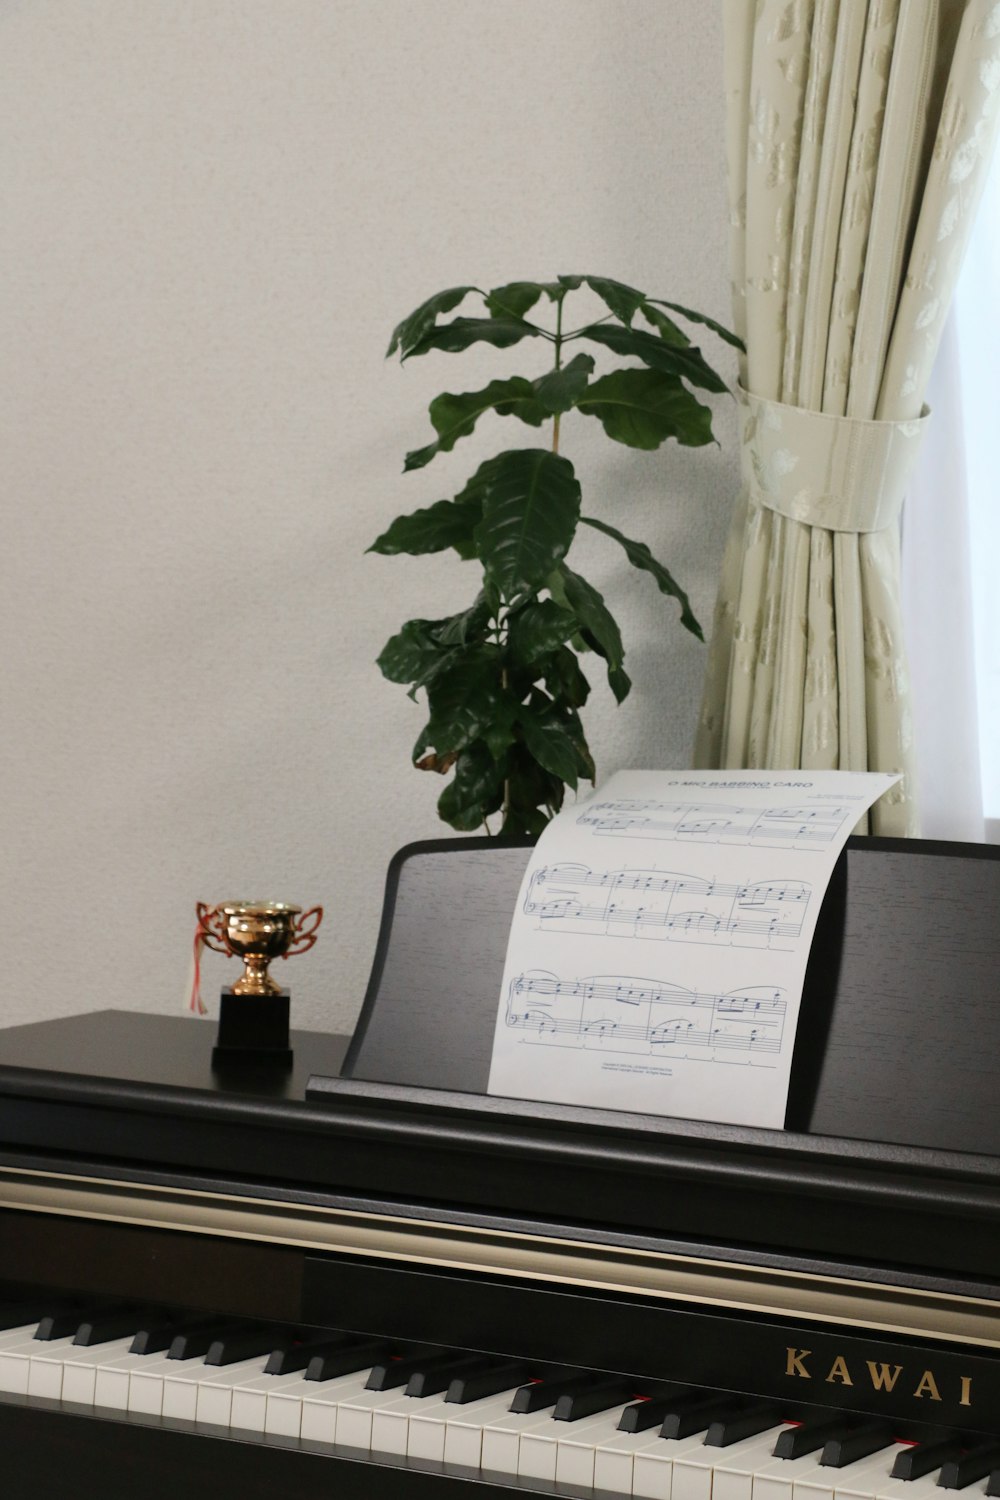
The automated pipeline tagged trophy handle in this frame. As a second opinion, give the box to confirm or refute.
[195,901,231,955]
[286,905,323,956]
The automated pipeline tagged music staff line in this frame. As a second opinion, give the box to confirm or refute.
[505,970,787,1064]
[577,800,850,849]
[523,863,811,951]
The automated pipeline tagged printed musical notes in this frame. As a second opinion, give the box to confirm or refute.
[578,800,848,847]
[506,970,786,1063]
[489,768,900,1127]
[523,863,809,950]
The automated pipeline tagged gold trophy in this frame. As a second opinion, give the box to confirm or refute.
[196,901,323,1066]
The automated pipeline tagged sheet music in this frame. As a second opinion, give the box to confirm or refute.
[488,768,899,1128]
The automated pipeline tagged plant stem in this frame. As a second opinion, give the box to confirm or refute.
[552,295,563,455]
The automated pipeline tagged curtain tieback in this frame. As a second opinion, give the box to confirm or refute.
[738,386,931,533]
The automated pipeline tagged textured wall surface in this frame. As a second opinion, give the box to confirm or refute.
[0,0,736,1037]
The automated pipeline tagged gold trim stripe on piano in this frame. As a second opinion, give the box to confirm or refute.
[1,1161,998,1351]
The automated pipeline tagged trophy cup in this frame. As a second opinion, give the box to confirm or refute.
[195,901,323,1066]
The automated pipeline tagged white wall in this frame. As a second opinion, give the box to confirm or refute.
[0,0,737,1037]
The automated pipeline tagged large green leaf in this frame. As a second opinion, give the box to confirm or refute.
[387,285,476,358]
[582,516,703,639]
[437,742,505,830]
[404,316,541,361]
[433,591,494,648]
[506,600,577,666]
[422,649,505,755]
[377,595,494,691]
[532,352,594,414]
[368,496,482,556]
[403,377,549,472]
[639,303,691,346]
[541,644,591,708]
[648,299,745,350]
[571,322,729,393]
[583,275,647,327]
[377,619,456,687]
[475,449,581,602]
[576,368,714,449]
[485,281,545,320]
[557,564,631,703]
[517,700,582,789]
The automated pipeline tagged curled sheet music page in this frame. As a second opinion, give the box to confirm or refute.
[488,768,900,1128]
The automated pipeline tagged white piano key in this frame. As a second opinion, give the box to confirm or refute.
[336,1384,416,1452]
[674,1426,792,1500]
[633,1430,729,1500]
[55,1336,136,1405]
[93,1348,168,1411]
[129,1351,205,1417]
[368,1391,449,1459]
[873,1468,961,1500]
[519,1402,631,1482]
[794,1447,908,1500]
[162,1353,263,1422]
[268,1369,371,1441]
[0,1323,41,1349]
[592,1425,677,1498]
[27,1336,79,1399]
[299,1371,376,1446]
[752,1449,829,1500]
[0,1333,53,1394]
[407,1392,481,1462]
[481,1403,580,1477]
[194,1356,273,1427]
[440,1387,525,1469]
[554,1402,639,1489]
[228,1366,322,1434]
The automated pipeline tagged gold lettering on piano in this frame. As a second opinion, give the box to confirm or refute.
[865,1361,902,1392]
[784,1348,972,1408]
[825,1356,853,1386]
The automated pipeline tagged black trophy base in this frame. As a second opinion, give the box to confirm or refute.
[212,987,293,1069]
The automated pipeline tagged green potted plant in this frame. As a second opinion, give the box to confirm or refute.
[370,275,738,836]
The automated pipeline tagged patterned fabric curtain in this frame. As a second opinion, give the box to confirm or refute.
[695,0,1000,834]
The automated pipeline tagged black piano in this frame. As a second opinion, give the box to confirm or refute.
[2,835,1000,1498]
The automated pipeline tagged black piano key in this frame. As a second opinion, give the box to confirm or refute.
[74,1308,160,1346]
[265,1333,354,1376]
[509,1372,588,1414]
[554,1378,636,1422]
[445,1361,530,1404]
[204,1328,287,1366]
[306,1339,392,1382]
[939,1445,1000,1489]
[892,1442,962,1481]
[131,1317,220,1357]
[168,1322,248,1360]
[821,1422,895,1468]
[661,1394,735,1440]
[619,1395,689,1433]
[705,1403,781,1447]
[35,1308,89,1341]
[774,1418,852,1460]
[407,1354,498,1398]
[366,1349,458,1392]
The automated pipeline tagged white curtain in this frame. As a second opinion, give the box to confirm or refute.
[695,0,1000,835]
[901,315,984,841]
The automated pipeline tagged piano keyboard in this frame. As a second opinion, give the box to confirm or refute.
[1,1304,997,1499]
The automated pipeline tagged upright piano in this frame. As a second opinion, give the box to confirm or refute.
[1,835,999,1498]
